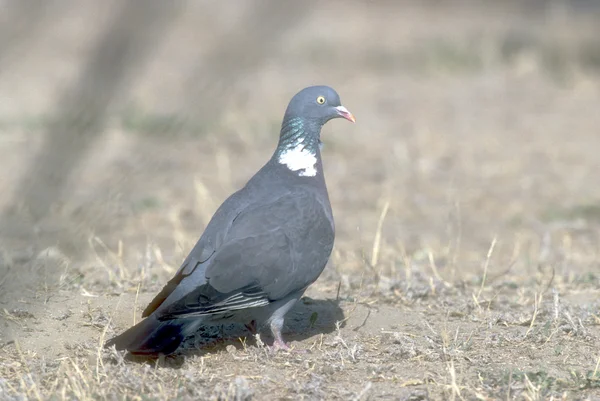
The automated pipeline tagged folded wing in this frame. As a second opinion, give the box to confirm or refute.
[154,190,334,321]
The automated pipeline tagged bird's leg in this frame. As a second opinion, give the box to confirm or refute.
[211,324,226,346]
[244,320,257,335]
[270,319,291,351]
[269,324,308,354]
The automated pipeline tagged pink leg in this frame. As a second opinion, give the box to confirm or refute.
[269,320,306,353]
[271,326,291,351]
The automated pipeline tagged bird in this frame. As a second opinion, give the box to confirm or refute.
[105,85,355,355]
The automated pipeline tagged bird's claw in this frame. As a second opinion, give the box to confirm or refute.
[269,339,307,354]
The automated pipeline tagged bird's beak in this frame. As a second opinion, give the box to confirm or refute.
[334,105,356,123]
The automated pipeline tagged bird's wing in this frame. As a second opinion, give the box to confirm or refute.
[142,190,247,318]
[141,243,214,317]
[156,191,334,321]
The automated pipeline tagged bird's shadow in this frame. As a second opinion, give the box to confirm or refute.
[122,296,345,367]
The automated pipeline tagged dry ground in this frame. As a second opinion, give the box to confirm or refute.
[1,1,600,400]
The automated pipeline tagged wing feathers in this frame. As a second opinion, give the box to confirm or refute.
[158,285,270,320]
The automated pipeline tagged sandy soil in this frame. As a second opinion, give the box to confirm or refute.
[1,1,600,400]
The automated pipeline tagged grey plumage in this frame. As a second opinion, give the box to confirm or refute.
[105,86,355,355]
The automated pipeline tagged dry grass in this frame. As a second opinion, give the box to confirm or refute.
[1,1,600,400]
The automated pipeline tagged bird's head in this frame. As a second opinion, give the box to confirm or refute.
[275,86,355,177]
[283,85,355,126]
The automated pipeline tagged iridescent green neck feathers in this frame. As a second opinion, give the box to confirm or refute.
[275,117,321,177]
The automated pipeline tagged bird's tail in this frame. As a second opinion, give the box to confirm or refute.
[105,315,192,355]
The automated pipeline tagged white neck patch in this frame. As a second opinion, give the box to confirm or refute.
[278,143,317,177]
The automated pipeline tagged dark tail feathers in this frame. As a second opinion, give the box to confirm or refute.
[105,315,186,355]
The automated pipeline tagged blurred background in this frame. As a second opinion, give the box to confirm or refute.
[1,0,600,322]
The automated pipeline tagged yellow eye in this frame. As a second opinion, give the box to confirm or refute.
[316,96,326,104]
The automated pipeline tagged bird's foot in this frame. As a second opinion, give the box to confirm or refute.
[269,338,307,354]
[271,338,290,351]
[270,321,307,354]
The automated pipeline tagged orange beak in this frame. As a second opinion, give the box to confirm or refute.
[334,105,356,123]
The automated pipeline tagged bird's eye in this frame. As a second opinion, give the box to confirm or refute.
[316,96,326,104]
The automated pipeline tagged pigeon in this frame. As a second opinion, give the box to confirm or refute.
[105,85,355,355]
